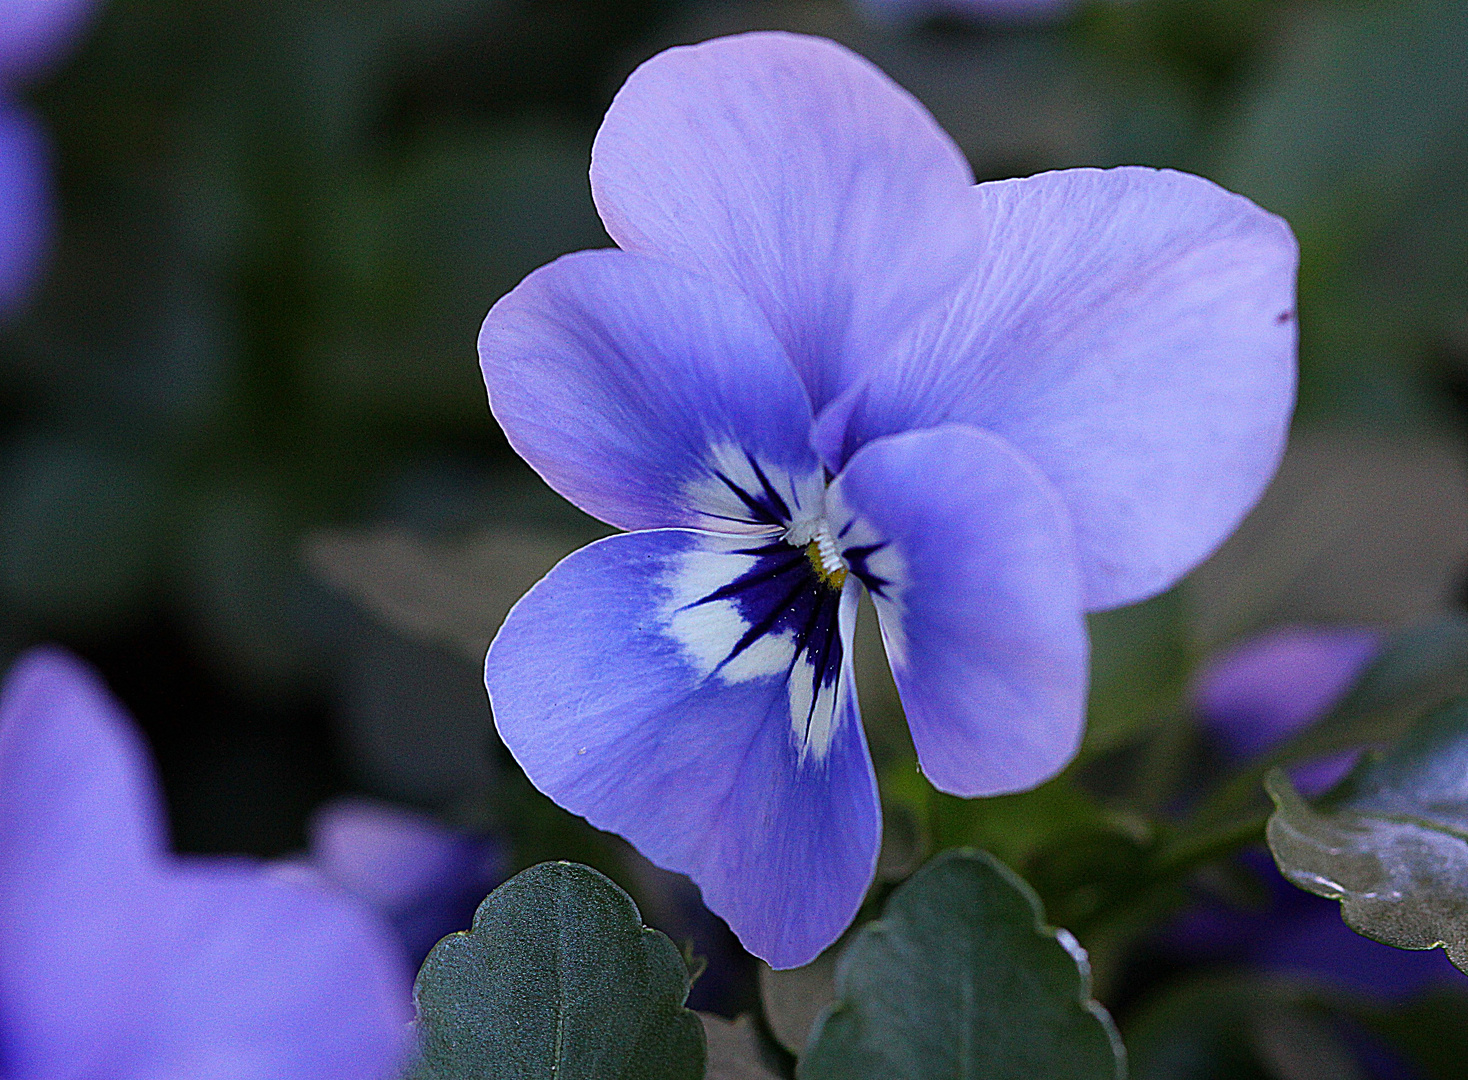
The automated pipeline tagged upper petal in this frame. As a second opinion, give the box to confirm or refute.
[486,529,880,968]
[827,424,1088,797]
[591,32,979,410]
[0,649,409,1079]
[823,167,1298,610]
[480,247,823,532]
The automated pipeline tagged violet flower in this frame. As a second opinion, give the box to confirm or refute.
[1174,626,1462,1000]
[0,0,98,316]
[1194,624,1382,794]
[481,31,1297,967]
[0,648,410,1078]
[303,797,505,966]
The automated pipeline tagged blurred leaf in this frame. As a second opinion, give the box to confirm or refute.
[0,437,170,632]
[305,524,580,663]
[798,850,1125,1079]
[759,949,837,1056]
[1217,0,1468,249]
[1084,586,1193,756]
[1266,697,1468,976]
[1355,991,1468,1080]
[1125,976,1364,1080]
[410,861,705,1080]
[700,1014,785,1080]
[1189,430,1468,647]
[874,800,925,882]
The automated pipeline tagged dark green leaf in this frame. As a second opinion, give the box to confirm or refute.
[797,850,1125,1080]
[1266,697,1468,976]
[409,861,705,1080]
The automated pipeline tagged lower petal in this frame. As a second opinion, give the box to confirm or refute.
[486,529,880,968]
[827,424,1088,797]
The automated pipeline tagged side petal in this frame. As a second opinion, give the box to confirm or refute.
[826,424,1088,797]
[591,31,979,410]
[0,649,410,1079]
[825,167,1298,610]
[480,247,823,533]
[0,648,167,1071]
[485,529,880,968]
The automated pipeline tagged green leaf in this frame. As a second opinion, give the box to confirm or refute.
[798,850,1126,1080]
[409,861,706,1080]
[1266,697,1468,976]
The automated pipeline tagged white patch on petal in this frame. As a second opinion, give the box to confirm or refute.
[684,441,826,531]
[722,629,797,683]
[825,489,911,667]
[660,537,795,685]
[788,652,842,763]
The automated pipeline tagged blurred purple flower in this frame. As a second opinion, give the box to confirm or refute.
[1194,624,1381,793]
[0,0,98,316]
[481,31,1297,967]
[1168,626,1461,1000]
[303,797,505,965]
[0,648,410,1079]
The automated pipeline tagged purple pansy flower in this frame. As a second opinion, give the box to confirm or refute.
[0,648,410,1078]
[1194,624,1382,794]
[1170,626,1461,999]
[302,796,505,965]
[481,32,1297,967]
[0,0,98,316]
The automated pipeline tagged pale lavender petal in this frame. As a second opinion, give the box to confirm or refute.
[822,167,1298,610]
[486,529,879,968]
[0,102,51,318]
[480,248,824,532]
[590,31,980,410]
[309,797,504,961]
[0,649,410,1079]
[826,424,1088,797]
[0,0,97,81]
[1193,626,1381,758]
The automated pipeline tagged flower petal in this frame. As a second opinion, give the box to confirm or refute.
[486,529,880,968]
[0,649,409,1079]
[0,103,52,319]
[826,424,1088,797]
[590,31,979,410]
[822,167,1298,610]
[480,248,823,532]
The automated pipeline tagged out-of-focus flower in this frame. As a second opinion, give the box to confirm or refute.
[302,797,505,966]
[1194,624,1381,794]
[0,648,410,1079]
[481,31,1297,967]
[0,0,98,316]
[1167,626,1460,998]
